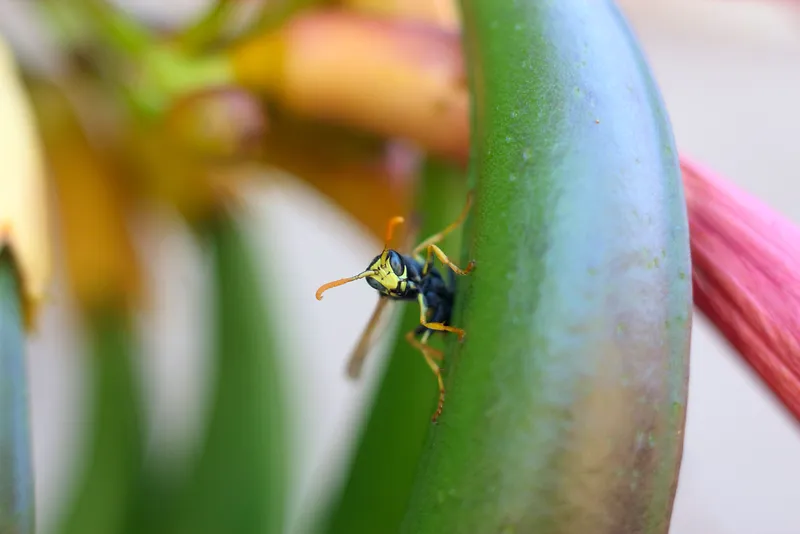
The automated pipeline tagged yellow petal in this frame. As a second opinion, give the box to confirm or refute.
[27,79,143,313]
[0,37,51,328]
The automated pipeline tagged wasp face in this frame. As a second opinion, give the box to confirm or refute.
[365,250,409,297]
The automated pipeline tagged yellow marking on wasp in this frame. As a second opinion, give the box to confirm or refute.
[366,258,406,292]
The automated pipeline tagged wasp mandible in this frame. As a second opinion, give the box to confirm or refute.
[315,192,476,422]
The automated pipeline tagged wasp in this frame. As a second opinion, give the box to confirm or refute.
[315,192,476,422]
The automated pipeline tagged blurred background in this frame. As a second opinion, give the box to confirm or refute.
[1,1,800,533]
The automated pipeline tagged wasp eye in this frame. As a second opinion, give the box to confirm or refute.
[366,255,381,271]
[366,277,383,291]
[388,251,405,275]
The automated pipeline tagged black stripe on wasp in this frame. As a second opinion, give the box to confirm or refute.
[315,192,476,422]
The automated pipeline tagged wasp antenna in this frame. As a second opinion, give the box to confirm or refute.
[316,270,376,300]
[384,216,405,250]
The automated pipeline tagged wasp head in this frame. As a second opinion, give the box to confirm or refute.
[315,216,410,301]
[364,249,408,297]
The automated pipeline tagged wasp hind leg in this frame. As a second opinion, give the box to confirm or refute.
[417,294,466,342]
[405,330,446,423]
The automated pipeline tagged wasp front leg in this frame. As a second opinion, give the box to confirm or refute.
[412,191,474,258]
[422,244,476,277]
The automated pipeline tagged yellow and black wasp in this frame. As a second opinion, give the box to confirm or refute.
[315,192,476,422]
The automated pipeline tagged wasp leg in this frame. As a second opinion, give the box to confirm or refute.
[346,296,391,379]
[405,330,446,422]
[405,330,443,361]
[412,190,474,259]
[424,244,476,276]
[418,294,467,342]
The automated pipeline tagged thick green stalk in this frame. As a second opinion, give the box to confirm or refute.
[314,160,468,534]
[167,214,286,534]
[0,252,34,534]
[56,311,143,534]
[401,1,692,533]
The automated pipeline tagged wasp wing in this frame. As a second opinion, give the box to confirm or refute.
[346,295,394,379]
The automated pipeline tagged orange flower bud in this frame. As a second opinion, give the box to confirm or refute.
[230,11,469,163]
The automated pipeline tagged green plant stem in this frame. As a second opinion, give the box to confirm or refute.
[0,251,34,534]
[56,311,143,534]
[75,0,154,58]
[127,49,233,118]
[167,213,286,534]
[177,0,238,53]
[400,1,692,533]
[246,0,325,38]
[314,159,468,534]
[178,0,326,53]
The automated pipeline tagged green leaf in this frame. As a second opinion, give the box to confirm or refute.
[180,0,325,53]
[177,0,240,54]
[241,0,329,41]
[0,251,35,534]
[315,159,468,534]
[56,311,144,534]
[167,214,286,534]
[401,1,692,533]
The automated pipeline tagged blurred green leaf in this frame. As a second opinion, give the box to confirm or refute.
[0,251,35,534]
[167,214,286,534]
[180,0,327,53]
[178,0,240,54]
[400,1,692,533]
[315,159,468,534]
[71,0,154,58]
[56,311,144,534]
[247,0,330,39]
